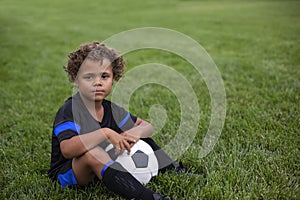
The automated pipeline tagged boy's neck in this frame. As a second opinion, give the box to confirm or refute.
[80,96,104,122]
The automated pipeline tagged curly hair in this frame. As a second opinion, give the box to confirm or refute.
[64,41,125,82]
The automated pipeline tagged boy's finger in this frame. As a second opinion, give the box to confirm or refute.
[123,140,131,154]
[115,143,124,155]
[119,142,125,151]
[122,132,138,142]
[129,142,135,148]
[125,136,137,143]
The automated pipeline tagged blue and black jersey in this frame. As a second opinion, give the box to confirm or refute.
[48,93,137,180]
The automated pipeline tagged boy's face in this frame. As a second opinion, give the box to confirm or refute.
[76,58,113,103]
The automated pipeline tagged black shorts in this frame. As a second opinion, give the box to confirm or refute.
[50,160,78,188]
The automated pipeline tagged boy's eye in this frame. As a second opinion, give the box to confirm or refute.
[83,75,93,80]
[102,74,110,79]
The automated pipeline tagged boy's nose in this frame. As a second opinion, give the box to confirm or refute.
[94,76,103,86]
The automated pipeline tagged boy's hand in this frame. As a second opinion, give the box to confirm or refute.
[120,132,139,148]
[104,129,136,155]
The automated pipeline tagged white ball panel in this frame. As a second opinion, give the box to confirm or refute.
[106,140,159,184]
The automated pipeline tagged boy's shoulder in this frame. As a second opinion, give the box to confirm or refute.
[57,96,73,113]
[54,96,74,123]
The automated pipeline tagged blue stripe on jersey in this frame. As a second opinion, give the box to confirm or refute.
[118,112,131,128]
[54,121,80,137]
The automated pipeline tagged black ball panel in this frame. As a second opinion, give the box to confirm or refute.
[131,150,149,168]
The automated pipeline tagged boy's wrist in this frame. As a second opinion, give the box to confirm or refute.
[101,128,109,139]
[101,127,113,140]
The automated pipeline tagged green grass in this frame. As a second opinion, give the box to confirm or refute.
[1,0,299,199]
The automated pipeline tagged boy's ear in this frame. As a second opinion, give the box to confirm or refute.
[74,79,79,88]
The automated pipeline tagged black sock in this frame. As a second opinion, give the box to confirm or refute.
[140,138,174,173]
[102,162,156,200]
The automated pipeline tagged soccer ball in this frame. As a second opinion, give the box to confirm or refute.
[105,140,159,184]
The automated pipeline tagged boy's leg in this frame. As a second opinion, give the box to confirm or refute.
[72,146,111,185]
[141,138,187,174]
[72,146,168,200]
[102,161,165,200]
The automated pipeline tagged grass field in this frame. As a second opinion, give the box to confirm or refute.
[0,0,299,199]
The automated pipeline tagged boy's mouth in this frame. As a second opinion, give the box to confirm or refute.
[94,89,105,94]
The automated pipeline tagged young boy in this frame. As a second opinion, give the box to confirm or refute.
[48,41,185,200]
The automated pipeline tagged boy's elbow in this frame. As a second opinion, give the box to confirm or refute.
[60,139,74,159]
[146,123,154,137]
[149,124,154,134]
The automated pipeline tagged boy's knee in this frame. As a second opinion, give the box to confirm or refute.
[83,146,111,166]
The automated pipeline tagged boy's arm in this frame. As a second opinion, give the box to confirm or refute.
[60,128,136,159]
[123,118,154,139]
